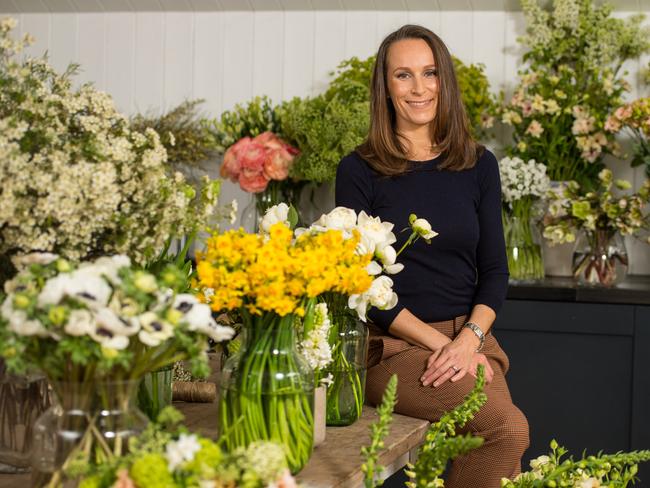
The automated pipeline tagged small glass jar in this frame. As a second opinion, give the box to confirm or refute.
[572,229,628,287]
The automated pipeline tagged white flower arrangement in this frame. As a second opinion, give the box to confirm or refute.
[0,19,221,265]
[0,254,235,382]
[298,302,333,374]
[499,156,550,205]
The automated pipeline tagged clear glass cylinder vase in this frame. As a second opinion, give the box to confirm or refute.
[218,312,314,474]
[240,180,305,232]
[325,314,368,427]
[0,363,51,473]
[137,365,173,421]
[572,229,628,287]
[502,209,544,282]
[31,379,148,487]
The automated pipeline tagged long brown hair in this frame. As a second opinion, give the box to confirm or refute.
[357,24,483,176]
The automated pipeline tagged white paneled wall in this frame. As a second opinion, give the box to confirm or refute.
[2,7,650,272]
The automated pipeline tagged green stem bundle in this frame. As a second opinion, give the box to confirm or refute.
[502,198,544,281]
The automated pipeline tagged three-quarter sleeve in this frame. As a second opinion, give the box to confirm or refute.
[335,153,405,332]
[471,151,509,314]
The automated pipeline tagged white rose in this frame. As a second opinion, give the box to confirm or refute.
[65,309,95,336]
[357,211,396,249]
[260,203,290,234]
[313,207,357,232]
[366,275,398,310]
[411,218,438,240]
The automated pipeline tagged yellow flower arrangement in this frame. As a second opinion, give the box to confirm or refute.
[195,222,372,317]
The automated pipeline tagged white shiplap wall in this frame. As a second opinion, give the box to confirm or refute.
[2,6,650,272]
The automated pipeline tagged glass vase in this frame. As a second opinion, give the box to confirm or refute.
[502,210,544,282]
[572,229,628,287]
[31,379,148,487]
[325,314,368,427]
[218,312,314,474]
[137,365,173,421]
[240,180,305,232]
[0,363,51,473]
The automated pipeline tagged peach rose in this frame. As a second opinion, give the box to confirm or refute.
[220,137,252,181]
[264,148,292,180]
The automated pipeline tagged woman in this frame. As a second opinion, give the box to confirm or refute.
[335,25,529,487]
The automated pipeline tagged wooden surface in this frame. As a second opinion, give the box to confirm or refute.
[0,401,429,488]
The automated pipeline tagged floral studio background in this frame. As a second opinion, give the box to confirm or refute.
[1,0,648,274]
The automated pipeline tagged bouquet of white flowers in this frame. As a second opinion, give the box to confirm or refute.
[0,18,220,268]
[499,156,550,281]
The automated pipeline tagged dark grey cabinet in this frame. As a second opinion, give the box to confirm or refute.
[494,278,650,486]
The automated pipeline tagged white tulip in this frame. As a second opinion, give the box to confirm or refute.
[260,203,290,234]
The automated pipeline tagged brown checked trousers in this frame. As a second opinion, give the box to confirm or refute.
[365,315,529,488]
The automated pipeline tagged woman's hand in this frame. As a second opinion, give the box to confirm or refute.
[469,352,494,384]
[420,329,490,387]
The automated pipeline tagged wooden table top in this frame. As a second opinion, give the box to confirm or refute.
[0,401,429,488]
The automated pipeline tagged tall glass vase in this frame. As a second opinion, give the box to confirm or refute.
[218,311,314,474]
[31,379,148,487]
[0,363,50,473]
[137,365,173,421]
[325,314,368,426]
[502,204,544,282]
[572,229,628,287]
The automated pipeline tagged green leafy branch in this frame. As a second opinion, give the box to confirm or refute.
[361,374,398,488]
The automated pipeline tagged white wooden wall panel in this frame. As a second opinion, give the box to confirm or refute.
[282,11,315,98]
[502,11,524,96]
[193,11,223,114]
[407,10,440,33]
[376,10,408,41]
[313,10,345,94]
[252,11,284,102]
[134,12,164,114]
[76,13,105,88]
[105,13,134,113]
[49,13,77,73]
[21,13,49,59]
[344,10,377,59]
[221,11,253,110]
[472,11,505,92]
[163,12,194,110]
[439,11,473,64]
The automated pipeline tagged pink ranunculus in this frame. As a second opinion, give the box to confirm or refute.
[264,147,293,181]
[220,137,253,181]
[254,131,285,151]
[239,170,269,193]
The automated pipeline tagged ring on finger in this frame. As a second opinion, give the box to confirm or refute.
[450,365,459,373]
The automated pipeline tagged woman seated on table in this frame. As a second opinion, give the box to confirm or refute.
[335,24,529,488]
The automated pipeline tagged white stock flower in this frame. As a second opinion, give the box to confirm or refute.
[499,157,550,204]
[260,203,290,234]
[299,302,332,371]
[64,309,95,336]
[165,433,202,471]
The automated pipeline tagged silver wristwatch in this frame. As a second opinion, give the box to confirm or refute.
[463,322,485,352]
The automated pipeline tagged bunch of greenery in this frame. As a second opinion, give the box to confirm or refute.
[361,374,398,488]
[453,57,498,140]
[130,99,218,166]
[361,369,486,488]
[74,407,294,488]
[208,95,280,153]
[500,0,650,187]
[502,441,650,487]
[278,56,374,183]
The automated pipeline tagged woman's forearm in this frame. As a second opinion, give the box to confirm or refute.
[454,303,496,350]
[387,308,451,351]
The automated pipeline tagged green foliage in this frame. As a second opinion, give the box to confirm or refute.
[361,374,398,488]
[406,366,487,487]
[503,440,650,487]
[130,99,219,166]
[208,95,280,152]
[453,57,497,140]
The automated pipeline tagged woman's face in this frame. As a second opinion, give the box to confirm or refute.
[386,38,439,133]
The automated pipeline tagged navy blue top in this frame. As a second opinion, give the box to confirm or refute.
[335,149,509,332]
